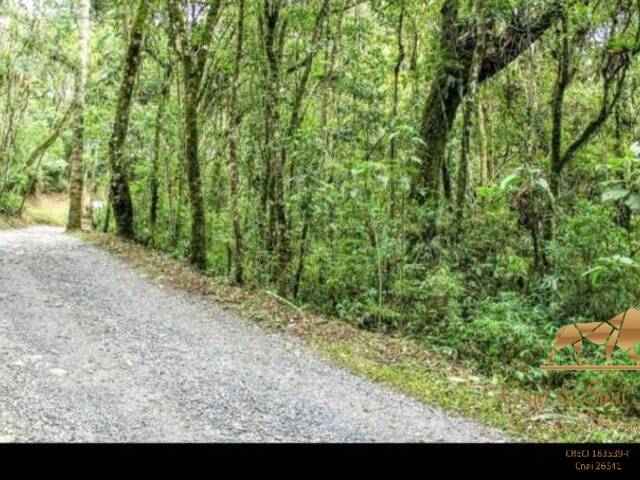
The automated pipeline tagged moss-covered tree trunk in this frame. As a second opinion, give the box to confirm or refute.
[456,0,485,221]
[550,10,570,198]
[67,0,90,231]
[182,66,207,270]
[412,0,465,245]
[167,0,223,271]
[260,0,328,294]
[150,65,172,245]
[259,1,290,293]
[228,0,245,284]
[108,0,150,239]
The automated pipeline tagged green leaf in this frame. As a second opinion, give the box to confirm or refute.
[601,188,628,202]
[609,255,636,266]
[377,175,389,188]
[608,156,624,169]
[535,178,550,192]
[582,265,602,278]
[608,33,636,52]
[625,193,640,212]
[500,173,520,191]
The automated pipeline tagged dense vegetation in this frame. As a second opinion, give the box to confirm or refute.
[2,0,640,416]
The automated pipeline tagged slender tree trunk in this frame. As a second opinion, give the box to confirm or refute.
[293,8,341,299]
[442,151,452,202]
[456,0,484,220]
[389,6,405,217]
[172,173,184,249]
[292,196,310,300]
[108,0,150,239]
[228,0,245,284]
[477,102,491,184]
[67,0,90,230]
[550,11,570,197]
[102,184,111,232]
[614,105,632,230]
[150,65,172,245]
[261,2,288,292]
[261,0,328,294]
[168,0,222,271]
[182,70,207,270]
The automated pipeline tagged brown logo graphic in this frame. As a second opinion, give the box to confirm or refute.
[542,308,640,370]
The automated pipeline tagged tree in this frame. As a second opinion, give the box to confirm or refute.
[455,0,485,220]
[67,0,90,230]
[413,0,566,239]
[549,0,640,195]
[167,0,223,271]
[228,0,245,284]
[150,63,172,245]
[108,0,151,238]
[259,0,330,294]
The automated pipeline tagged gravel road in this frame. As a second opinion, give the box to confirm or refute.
[0,226,506,442]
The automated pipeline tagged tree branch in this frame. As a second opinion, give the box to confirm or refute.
[479,1,566,82]
[20,102,73,173]
[194,0,224,78]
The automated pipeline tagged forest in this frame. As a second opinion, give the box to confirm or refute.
[2,0,640,439]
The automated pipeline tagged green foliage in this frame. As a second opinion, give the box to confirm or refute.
[0,192,22,216]
[391,264,464,333]
[432,296,553,380]
[40,158,69,192]
[600,143,640,213]
[550,201,638,321]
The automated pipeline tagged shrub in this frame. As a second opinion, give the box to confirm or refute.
[390,264,464,335]
[40,158,68,192]
[550,201,639,321]
[0,192,23,216]
[431,296,553,381]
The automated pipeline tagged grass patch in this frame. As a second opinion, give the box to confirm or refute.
[0,214,26,230]
[22,193,69,226]
[78,230,640,442]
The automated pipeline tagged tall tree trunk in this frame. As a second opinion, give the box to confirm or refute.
[102,183,111,232]
[108,0,150,239]
[477,102,491,184]
[389,6,405,217]
[67,0,90,231]
[261,0,329,294]
[456,0,485,220]
[168,0,222,271]
[182,69,207,269]
[293,7,341,300]
[550,10,570,197]
[414,0,462,216]
[261,1,287,292]
[150,65,172,245]
[442,151,452,202]
[228,0,245,284]
[614,105,632,230]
